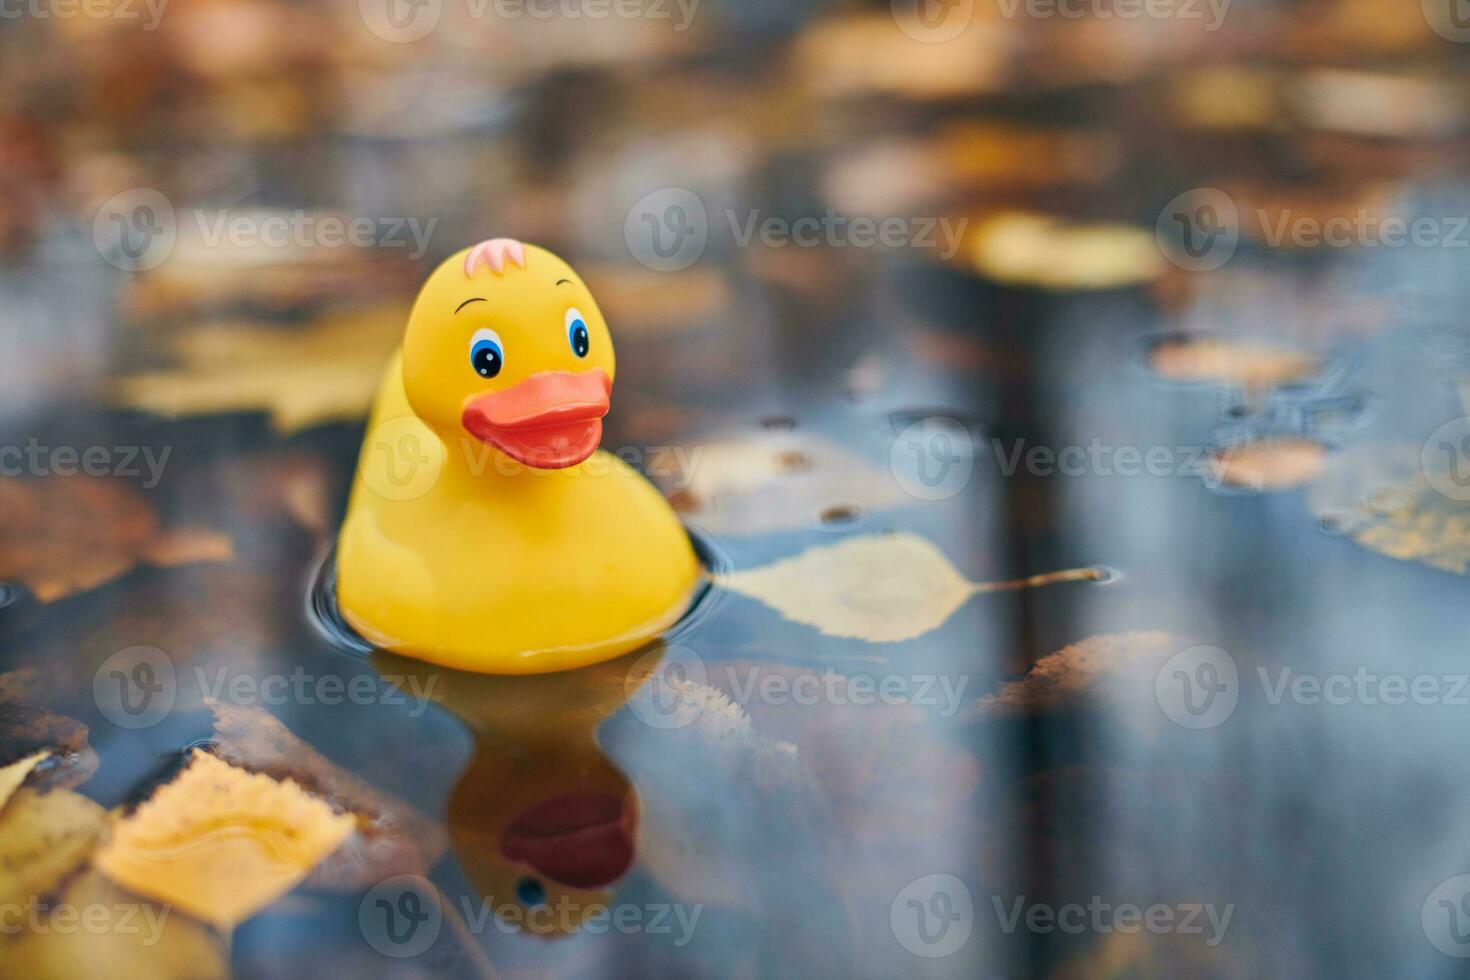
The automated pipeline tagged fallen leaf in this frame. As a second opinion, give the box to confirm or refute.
[96,750,355,930]
[1209,438,1327,491]
[1170,67,1280,131]
[1149,337,1318,389]
[3,869,227,980]
[0,476,232,602]
[723,533,1101,642]
[966,631,1183,722]
[209,701,447,890]
[955,212,1163,290]
[650,430,909,536]
[1288,70,1462,139]
[0,751,47,811]
[795,14,1010,100]
[0,703,98,793]
[140,529,235,567]
[1309,443,1470,575]
[112,304,406,433]
[0,788,108,905]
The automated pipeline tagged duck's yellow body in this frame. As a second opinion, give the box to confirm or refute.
[337,241,700,673]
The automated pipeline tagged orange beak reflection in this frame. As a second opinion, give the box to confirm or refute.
[461,369,612,470]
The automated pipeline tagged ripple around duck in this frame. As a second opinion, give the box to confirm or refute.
[306,525,730,661]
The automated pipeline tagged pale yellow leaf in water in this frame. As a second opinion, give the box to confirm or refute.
[0,750,48,811]
[112,304,406,434]
[0,788,108,905]
[650,430,909,536]
[958,212,1163,290]
[1310,443,1470,576]
[5,870,227,980]
[724,534,976,642]
[96,750,355,930]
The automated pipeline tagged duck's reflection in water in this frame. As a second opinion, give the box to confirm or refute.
[372,644,662,938]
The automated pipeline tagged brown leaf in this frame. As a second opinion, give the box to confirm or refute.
[0,476,232,602]
[0,788,108,906]
[1208,439,1327,491]
[967,632,1183,722]
[1149,337,1318,389]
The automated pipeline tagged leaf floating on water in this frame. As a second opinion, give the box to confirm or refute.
[112,304,406,433]
[1309,443,1470,575]
[0,476,232,602]
[0,751,47,811]
[724,533,1102,643]
[96,750,355,930]
[1209,438,1328,491]
[209,701,447,890]
[1149,337,1318,389]
[0,788,108,905]
[4,869,228,980]
[955,212,1163,290]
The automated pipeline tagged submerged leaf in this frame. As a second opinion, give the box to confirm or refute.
[96,750,355,930]
[1309,443,1470,575]
[0,751,47,811]
[0,788,108,905]
[3,869,227,980]
[112,305,406,433]
[1209,439,1328,491]
[955,212,1163,290]
[1149,337,1318,389]
[0,476,232,602]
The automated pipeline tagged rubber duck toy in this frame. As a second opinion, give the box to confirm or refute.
[338,239,701,674]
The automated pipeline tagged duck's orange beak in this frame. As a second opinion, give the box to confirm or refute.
[461,369,611,470]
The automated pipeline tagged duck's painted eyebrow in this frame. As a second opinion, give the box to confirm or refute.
[555,278,572,286]
[455,297,487,313]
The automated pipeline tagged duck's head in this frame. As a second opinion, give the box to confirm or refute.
[403,239,615,470]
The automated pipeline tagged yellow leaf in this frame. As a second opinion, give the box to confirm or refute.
[4,870,227,980]
[0,788,108,905]
[1309,443,1470,576]
[96,750,355,930]
[723,533,1101,642]
[957,212,1163,290]
[112,305,406,434]
[1208,438,1327,491]
[0,751,48,811]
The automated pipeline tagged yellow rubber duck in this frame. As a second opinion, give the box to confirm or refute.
[338,239,701,673]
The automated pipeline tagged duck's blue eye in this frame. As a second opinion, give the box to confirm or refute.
[516,876,546,907]
[469,328,504,379]
[565,307,589,358]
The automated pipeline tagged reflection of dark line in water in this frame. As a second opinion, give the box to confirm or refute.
[306,525,727,660]
[0,583,17,610]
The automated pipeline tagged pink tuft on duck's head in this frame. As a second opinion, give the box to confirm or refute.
[464,238,527,277]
